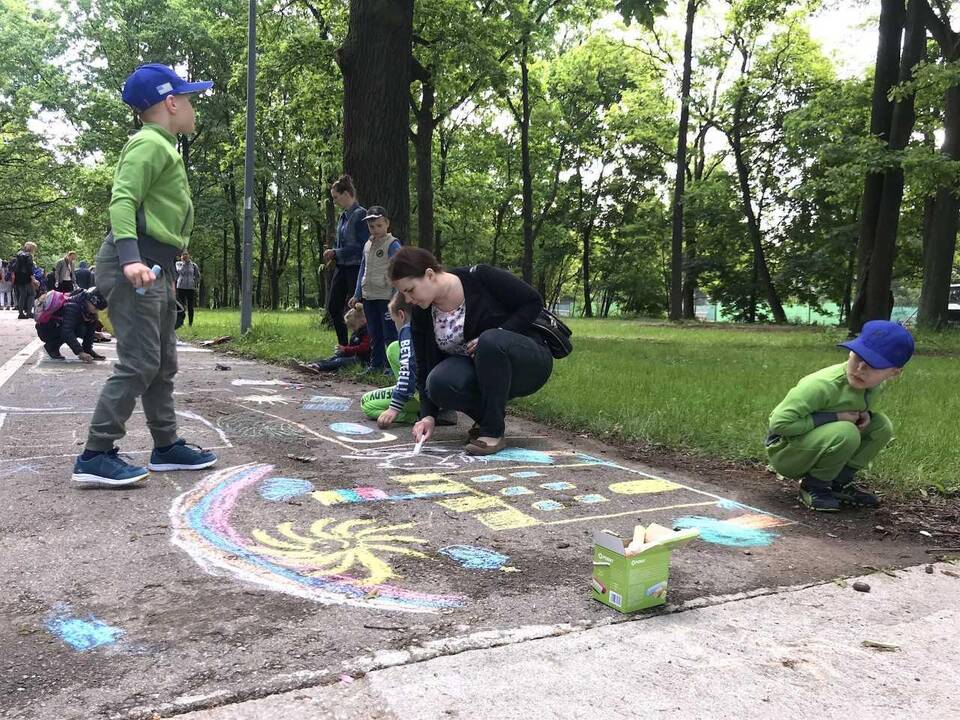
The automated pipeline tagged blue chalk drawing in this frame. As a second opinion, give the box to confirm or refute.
[440,545,509,570]
[532,499,565,512]
[540,481,576,491]
[259,477,316,502]
[330,422,374,435]
[471,474,507,483]
[574,453,615,466]
[575,494,607,504]
[673,516,778,547]
[477,448,554,464]
[47,615,123,651]
[510,471,543,478]
[717,499,748,511]
[303,396,352,412]
[501,486,533,496]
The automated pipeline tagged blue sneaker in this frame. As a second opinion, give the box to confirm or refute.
[72,449,149,487]
[148,440,218,472]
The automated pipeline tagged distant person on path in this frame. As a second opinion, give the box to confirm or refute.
[175,250,200,326]
[323,174,369,346]
[75,260,93,290]
[72,63,218,488]
[54,251,77,292]
[389,247,554,456]
[13,242,39,319]
[765,320,915,512]
[0,262,13,309]
[36,287,109,362]
[349,205,401,373]
[361,293,419,428]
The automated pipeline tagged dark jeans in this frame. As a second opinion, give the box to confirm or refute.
[37,322,94,358]
[426,328,553,438]
[177,288,196,326]
[326,264,360,345]
[363,298,398,370]
[16,282,34,317]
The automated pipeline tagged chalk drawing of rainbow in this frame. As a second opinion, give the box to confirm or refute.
[170,464,465,613]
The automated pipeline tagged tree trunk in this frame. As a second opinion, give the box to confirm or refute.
[849,0,907,332]
[414,79,435,252]
[919,83,960,327]
[670,0,697,321]
[297,218,304,308]
[729,135,786,323]
[256,182,269,307]
[221,226,229,308]
[227,180,242,306]
[435,126,451,261]
[337,0,414,242]
[519,38,534,284]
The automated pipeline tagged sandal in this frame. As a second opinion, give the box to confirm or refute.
[464,436,506,456]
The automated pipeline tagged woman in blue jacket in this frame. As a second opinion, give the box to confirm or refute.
[323,174,370,345]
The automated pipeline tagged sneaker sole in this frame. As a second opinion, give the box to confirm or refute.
[72,471,148,487]
[147,459,218,472]
[798,492,840,512]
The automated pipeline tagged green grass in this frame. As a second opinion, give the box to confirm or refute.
[178,310,960,498]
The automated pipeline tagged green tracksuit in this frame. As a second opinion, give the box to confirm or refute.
[765,363,895,482]
[86,124,189,452]
[361,340,420,424]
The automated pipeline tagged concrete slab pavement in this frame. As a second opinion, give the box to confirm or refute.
[177,563,960,720]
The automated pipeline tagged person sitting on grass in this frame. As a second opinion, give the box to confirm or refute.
[37,287,110,363]
[300,305,370,372]
[361,293,419,428]
[765,320,914,512]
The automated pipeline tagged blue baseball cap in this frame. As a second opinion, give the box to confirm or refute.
[121,63,213,112]
[838,320,915,369]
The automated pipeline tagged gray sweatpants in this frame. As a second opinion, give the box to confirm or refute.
[86,241,179,452]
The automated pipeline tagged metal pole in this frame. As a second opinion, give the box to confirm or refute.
[240,0,256,333]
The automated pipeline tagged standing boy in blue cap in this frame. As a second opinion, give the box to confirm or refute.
[72,64,218,487]
[765,320,915,511]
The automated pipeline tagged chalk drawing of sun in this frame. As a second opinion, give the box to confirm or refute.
[250,518,429,586]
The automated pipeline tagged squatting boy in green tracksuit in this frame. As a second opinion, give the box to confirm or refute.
[72,64,218,487]
[765,320,914,512]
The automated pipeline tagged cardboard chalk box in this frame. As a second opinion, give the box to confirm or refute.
[591,526,698,613]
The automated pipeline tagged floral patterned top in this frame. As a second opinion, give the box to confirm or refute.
[432,302,470,356]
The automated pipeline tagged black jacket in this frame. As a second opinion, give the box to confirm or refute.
[13,251,34,285]
[410,264,543,418]
[58,296,97,355]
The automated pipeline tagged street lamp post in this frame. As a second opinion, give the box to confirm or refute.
[240,0,256,333]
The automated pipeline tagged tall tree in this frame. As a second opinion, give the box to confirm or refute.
[336,0,414,241]
[917,0,960,328]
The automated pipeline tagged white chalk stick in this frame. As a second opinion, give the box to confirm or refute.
[412,437,426,456]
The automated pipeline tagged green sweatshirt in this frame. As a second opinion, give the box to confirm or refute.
[109,123,193,266]
[768,363,887,438]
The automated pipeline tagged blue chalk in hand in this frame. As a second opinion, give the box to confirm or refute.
[135,264,162,294]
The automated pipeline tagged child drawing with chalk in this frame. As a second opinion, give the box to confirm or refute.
[361,293,419,428]
[765,320,914,512]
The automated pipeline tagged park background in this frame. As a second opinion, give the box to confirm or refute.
[2,0,959,496]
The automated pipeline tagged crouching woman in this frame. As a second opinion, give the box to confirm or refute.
[389,247,553,455]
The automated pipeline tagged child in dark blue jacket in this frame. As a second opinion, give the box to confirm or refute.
[361,293,419,427]
[37,288,110,362]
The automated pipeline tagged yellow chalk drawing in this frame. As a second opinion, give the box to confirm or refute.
[393,472,542,531]
[250,518,429,586]
[608,478,681,495]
